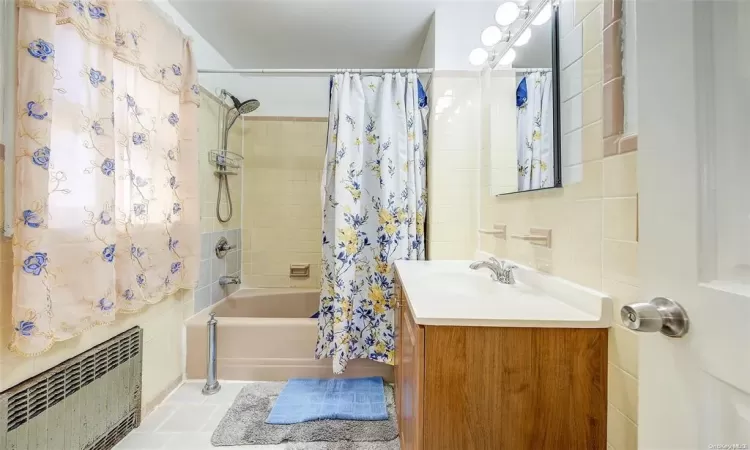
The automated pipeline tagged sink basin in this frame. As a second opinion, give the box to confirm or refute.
[394,258,612,328]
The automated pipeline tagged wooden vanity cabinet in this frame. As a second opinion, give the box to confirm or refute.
[394,277,608,450]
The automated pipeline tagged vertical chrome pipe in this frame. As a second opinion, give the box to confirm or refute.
[202,312,221,395]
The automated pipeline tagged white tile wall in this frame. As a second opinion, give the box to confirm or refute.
[561,59,583,102]
[563,164,584,185]
[560,23,583,69]
[562,94,583,134]
[559,0,577,37]
[562,128,583,167]
[559,2,587,188]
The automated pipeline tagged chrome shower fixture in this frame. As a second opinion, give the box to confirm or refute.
[213,89,259,223]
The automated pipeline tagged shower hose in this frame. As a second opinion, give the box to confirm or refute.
[216,170,232,223]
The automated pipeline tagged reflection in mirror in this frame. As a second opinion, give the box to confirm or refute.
[488,3,561,196]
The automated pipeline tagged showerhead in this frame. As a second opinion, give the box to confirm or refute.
[238,99,260,115]
[221,89,260,148]
[227,93,260,115]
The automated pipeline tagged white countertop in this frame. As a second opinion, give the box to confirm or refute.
[394,259,612,328]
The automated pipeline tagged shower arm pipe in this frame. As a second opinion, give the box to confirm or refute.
[197,68,434,74]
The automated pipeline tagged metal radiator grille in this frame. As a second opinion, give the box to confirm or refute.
[0,327,143,450]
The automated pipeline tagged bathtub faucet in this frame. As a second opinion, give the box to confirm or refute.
[219,275,241,286]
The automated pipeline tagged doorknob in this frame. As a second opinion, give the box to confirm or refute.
[620,297,689,337]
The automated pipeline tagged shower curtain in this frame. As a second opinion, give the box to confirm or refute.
[517,71,554,190]
[12,0,199,355]
[315,73,427,374]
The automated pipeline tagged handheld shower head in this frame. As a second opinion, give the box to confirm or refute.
[228,94,242,110]
[237,99,260,115]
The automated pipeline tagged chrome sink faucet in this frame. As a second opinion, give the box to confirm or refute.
[469,257,517,284]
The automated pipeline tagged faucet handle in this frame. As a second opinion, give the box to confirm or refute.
[488,256,502,266]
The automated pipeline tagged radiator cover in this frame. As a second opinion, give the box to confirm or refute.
[0,327,143,450]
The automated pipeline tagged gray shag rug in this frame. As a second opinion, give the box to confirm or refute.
[211,381,399,448]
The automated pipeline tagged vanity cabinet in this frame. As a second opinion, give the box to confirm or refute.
[394,275,608,450]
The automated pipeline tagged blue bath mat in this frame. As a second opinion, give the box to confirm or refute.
[265,377,388,424]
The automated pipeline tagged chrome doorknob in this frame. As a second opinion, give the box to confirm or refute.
[620,297,689,338]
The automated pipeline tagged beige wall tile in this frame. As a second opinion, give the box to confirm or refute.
[583,82,603,126]
[603,135,619,157]
[603,152,638,197]
[561,199,603,290]
[575,0,602,25]
[603,197,638,241]
[583,44,603,91]
[607,403,638,450]
[602,277,640,317]
[608,363,639,422]
[603,239,638,286]
[563,160,602,200]
[582,121,604,162]
[608,324,639,377]
[582,5,603,53]
[242,120,323,288]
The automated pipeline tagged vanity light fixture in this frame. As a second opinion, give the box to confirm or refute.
[481,25,505,47]
[513,28,532,47]
[532,3,552,25]
[469,47,490,66]
[495,1,521,26]
[495,1,531,27]
[498,48,517,66]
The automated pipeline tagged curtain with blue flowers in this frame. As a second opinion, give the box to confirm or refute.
[516,71,554,191]
[315,73,428,374]
[12,0,200,355]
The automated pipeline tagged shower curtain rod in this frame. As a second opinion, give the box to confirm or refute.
[197,68,434,74]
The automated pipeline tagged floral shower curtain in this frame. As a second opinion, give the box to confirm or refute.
[12,0,200,355]
[315,73,428,374]
[516,71,554,190]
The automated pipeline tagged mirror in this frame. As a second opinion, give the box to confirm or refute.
[487,2,561,195]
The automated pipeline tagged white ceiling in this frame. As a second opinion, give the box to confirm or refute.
[168,0,439,69]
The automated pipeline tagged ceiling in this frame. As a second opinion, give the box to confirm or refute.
[168,0,439,69]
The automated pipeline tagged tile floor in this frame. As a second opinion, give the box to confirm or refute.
[114,381,286,450]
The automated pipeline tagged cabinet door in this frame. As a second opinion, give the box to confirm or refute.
[400,299,424,450]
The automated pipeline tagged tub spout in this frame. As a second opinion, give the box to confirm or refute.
[219,275,240,286]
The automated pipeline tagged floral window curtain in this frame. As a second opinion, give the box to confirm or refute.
[12,0,200,355]
[516,71,553,191]
[315,73,428,374]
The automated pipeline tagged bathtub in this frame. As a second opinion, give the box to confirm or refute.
[186,288,394,382]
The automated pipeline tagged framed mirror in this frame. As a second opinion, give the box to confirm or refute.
[487,1,562,196]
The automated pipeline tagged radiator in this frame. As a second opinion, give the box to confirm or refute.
[0,327,143,450]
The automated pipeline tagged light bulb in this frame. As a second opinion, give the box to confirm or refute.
[469,48,489,66]
[495,2,521,26]
[481,26,504,47]
[498,49,517,66]
[532,4,552,26]
[514,29,532,47]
